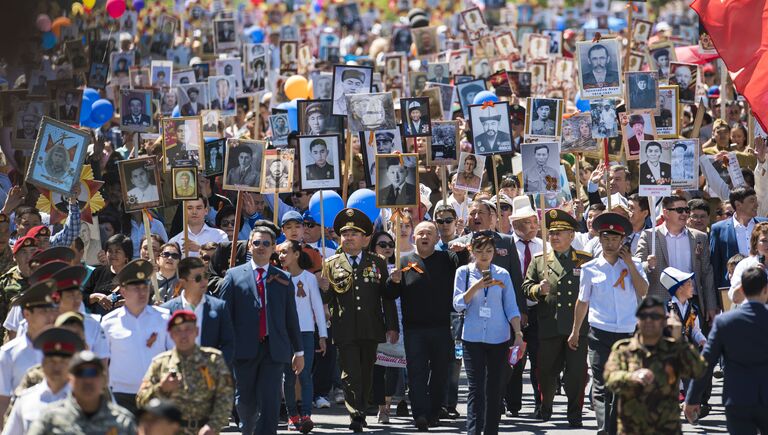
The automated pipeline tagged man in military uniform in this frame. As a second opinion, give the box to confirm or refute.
[0,235,38,340]
[305,138,335,181]
[137,310,234,435]
[523,144,559,193]
[319,208,399,432]
[522,209,591,427]
[605,296,706,434]
[473,106,512,153]
[28,350,137,434]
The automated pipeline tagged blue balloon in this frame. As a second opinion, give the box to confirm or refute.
[472,91,499,105]
[347,189,380,224]
[276,100,298,132]
[89,99,114,126]
[133,0,144,12]
[171,105,181,118]
[83,88,99,104]
[308,190,344,228]
[41,32,57,50]
[250,28,265,43]
[575,98,590,113]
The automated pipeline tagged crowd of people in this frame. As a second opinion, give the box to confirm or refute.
[0,0,768,435]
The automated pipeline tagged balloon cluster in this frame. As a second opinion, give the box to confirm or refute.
[308,189,380,228]
[278,75,314,133]
[80,89,115,129]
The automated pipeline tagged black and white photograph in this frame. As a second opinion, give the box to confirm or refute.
[12,100,50,150]
[411,26,439,57]
[25,116,89,196]
[192,62,211,83]
[428,121,459,166]
[310,71,333,99]
[120,11,137,34]
[172,167,198,201]
[223,139,265,192]
[118,156,162,211]
[331,65,373,116]
[639,140,672,196]
[392,26,413,53]
[261,148,295,194]
[625,71,659,112]
[216,58,243,92]
[628,51,645,72]
[670,139,699,190]
[553,58,576,86]
[208,75,237,116]
[150,14,177,56]
[448,49,469,76]
[361,129,404,185]
[375,154,419,208]
[508,72,532,98]
[527,34,550,61]
[454,152,485,193]
[201,110,219,136]
[178,84,208,117]
[384,55,405,89]
[173,69,196,86]
[87,62,109,90]
[244,43,268,94]
[161,116,204,171]
[493,34,517,58]
[426,63,451,84]
[214,18,238,52]
[129,66,150,89]
[298,100,341,136]
[521,142,561,194]
[530,62,548,93]
[624,112,657,159]
[669,62,698,104]
[589,98,619,138]
[576,39,623,98]
[120,89,153,133]
[632,20,653,49]
[298,134,342,190]
[56,89,82,124]
[561,112,598,153]
[543,30,563,55]
[654,86,679,138]
[469,103,513,154]
[203,138,226,177]
[110,51,134,80]
[457,79,487,118]
[524,98,563,139]
[166,46,191,69]
[419,88,443,121]
[347,92,396,133]
[269,113,291,147]
[400,97,431,137]
[649,43,676,79]
[280,41,299,74]
[409,71,428,96]
[460,7,488,41]
[427,82,455,119]
[335,2,362,32]
[150,60,172,89]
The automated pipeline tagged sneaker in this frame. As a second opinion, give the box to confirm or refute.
[333,389,345,405]
[446,407,460,419]
[288,415,302,431]
[378,407,390,424]
[299,416,314,434]
[314,397,331,409]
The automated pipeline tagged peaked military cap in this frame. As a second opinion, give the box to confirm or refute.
[50,265,89,292]
[30,247,76,267]
[11,279,58,309]
[28,260,69,284]
[33,327,85,357]
[12,236,37,255]
[117,259,154,286]
[545,209,579,232]
[592,212,632,237]
[333,208,373,236]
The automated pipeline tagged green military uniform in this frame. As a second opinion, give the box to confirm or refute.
[604,334,707,435]
[305,163,335,180]
[0,265,29,340]
[521,209,591,425]
[321,208,398,429]
[27,393,136,434]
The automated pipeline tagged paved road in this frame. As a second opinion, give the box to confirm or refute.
[223,362,729,434]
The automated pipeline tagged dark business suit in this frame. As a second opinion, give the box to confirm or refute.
[123,113,152,126]
[710,217,768,288]
[638,161,671,184]
[161,294,235,364]
[59,105,77,120]
[627,133,654,156]
[687,302,768,434]
[211,97,235,111]
[473,131,512,154]
[219,263,303,435]
[582,69,619,88]
[381,182,417,206]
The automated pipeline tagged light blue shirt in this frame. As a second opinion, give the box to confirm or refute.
[130,218,168,259]
[453,263,520,344]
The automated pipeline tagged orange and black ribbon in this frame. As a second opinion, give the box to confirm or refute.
[401,262,424,274]
[199,365,214,389]
[613,269,628,289]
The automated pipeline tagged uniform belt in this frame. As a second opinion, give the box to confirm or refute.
[180,418,208,428]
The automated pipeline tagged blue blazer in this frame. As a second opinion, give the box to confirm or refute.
[709,217,768,288]
[688,302,768,407]
[161,294,235,364]
[218,262,302,363]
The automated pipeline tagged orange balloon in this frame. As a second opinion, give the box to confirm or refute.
[307,80,314,99]
[51,17,72,39]
[284,75,309,100]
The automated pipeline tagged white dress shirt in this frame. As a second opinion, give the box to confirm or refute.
[729,255,761,304]
[290,270,328,337]
[447,194,470,221]
[670,296,706,345]
[101,305,171,394]
[250,260,304,357]
[0,335,41,396]
[513,235,543,307]
[660,225,692,272]
[578,255,648,333]
[733,215,755,256]
[169,223,229,257]
[181,290,206,346]
[2,381,70,435]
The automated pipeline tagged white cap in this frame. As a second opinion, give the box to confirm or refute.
[510,195,537,221]
[660,267,694,296]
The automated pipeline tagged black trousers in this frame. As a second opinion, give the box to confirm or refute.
[337,340,379,420]
[313,328,337,399]
[464,341,508,435]
[588,327,633,435]
[404,326,453,420]
[372,365,401,405]
[725,405,768,435]
[504,305,540,412]
[113,392,138,415]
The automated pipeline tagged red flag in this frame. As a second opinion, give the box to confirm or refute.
[691,0,768,129]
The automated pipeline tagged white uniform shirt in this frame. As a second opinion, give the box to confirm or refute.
[101,305,171,394]
[578,255,648,333]
[169,224,229,257]
[0,335,41,396]
[289,270,328,337]
[11,306,109,360]
[1,381,70,435]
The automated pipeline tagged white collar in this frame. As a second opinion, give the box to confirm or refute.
[659,224,688,238]
[733,215,754,229]
[250,259,270,271]
[181,290,205,308]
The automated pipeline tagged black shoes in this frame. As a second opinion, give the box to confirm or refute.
[396,400,409,417]
[414,416,429,431]
[445,407,460,419]
[349,418,364,433]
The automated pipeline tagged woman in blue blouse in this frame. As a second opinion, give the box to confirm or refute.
[453,232,523,435]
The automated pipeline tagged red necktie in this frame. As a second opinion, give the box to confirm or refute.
[522,240,532,276]
[256,267,267,342]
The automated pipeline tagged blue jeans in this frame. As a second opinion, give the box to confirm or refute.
[284,332,316,416]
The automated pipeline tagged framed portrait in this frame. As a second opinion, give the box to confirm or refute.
[172,167,198,201]
[400,97,432,137]
[392,25,413,53]
[384,54,405,90]
[669,62,698,104]
[118,156,162,211]
[418,88,443,122]
[468,102,513,154]
[161,116,204,171]
[298,134,342,190]
[120,89,154,133]
[628,51,645,72]
[530,62,549,93]
[159,88,178,116]
[543,30,563,56]
[244,43,269,94]
[521,142,561,194]
[129,66,150,89]
[318,33,341,63]
[177,84,209,117]
[215,58,243,92]
[698,21,717,54]
[25,116,89,196]
[426,63,451,85]
[150,60,173,89]
[297,99,340,138]
[623,112,657,160]
[591,0,610,14]
[87,62,109,90]
[494,33,518,57]
[207,75,237,116]
[524,98,563,139]
[203,138,226,177]
[331,65,373,116]
[269,113,290,147]
[214,19,238,52]
[222,139,265,192]
[411,27,440,57]
[670,139,699,191]
[335,2,362,31]
[347,92,397,133]
[552,58,576,86]
[427,121,459,166]
[648,43,676,80]
[654,86,680,138]
[173,69,196,87]
[12,99,51,150]
[488,70,511,97]
[448,49,470,76]
[589,98,619,139]
[192,62,211,83]
[625,71,659,112]
[454,152,485,193]
[279,41,299,74]
[632,20,653,48]
[360,129,404,186]
[561,112,598,153]
[426,83,454,119]
[167,46,191,69]
[150,14,177,56]
[375,153,420,208]
[638,140,672,197]
[508,72,532,98]
[456,79,487,118]
[575,39,623,99]
[110,51,134,80]
[460,7,489,41]
[526,34,550,61]
[310,71,333,99]
[409,71,428,96]
[201,111,219,137]
[260,148,295,194]
[56,89,82,124]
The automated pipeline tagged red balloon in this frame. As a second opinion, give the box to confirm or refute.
[106,0,126,19]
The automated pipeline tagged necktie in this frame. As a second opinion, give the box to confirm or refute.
[256,267,267,342]
[350,255,359,270]
[394,188,400,200]
[522,240,532,275]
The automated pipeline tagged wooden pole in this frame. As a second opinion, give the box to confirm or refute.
[395,212,401,270]
[540,194,548,281]
[604,138,612,210]
[142,209,161,303]
[719,59,728,120]
[320,190,326,277]
[624,2,634,72]
[229,191,244,269]
[441,165,448,207]
[183,201,189,258]
[574,153,582,199]
[650,195,657,257]
[493,161,501,225]
[273,190,279,226]
[342,129,352,203]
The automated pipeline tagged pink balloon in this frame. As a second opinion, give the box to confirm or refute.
[36,14,52,32]
[106,0,126,19]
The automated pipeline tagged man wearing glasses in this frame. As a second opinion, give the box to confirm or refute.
[433,204,458,251]
[162,257,234,364]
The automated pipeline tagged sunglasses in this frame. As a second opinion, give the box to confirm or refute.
[376,241,395,249]
[304,222,317,229]
[472,230,495,239]
[220,219,235,227]
[201,255,212,262]
[665,207,690,214]
[73,366,101,378]
[192,273,210,283]
[160,252,181,260]
[500,204,512,212]
[251,240,272,248]
[637,312,665,321]
[435,218,455,225]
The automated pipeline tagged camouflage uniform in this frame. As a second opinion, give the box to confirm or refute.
[0,266,27,340]
[604,334,707,435]
[26,394,136,434]
[136,345,234,434]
